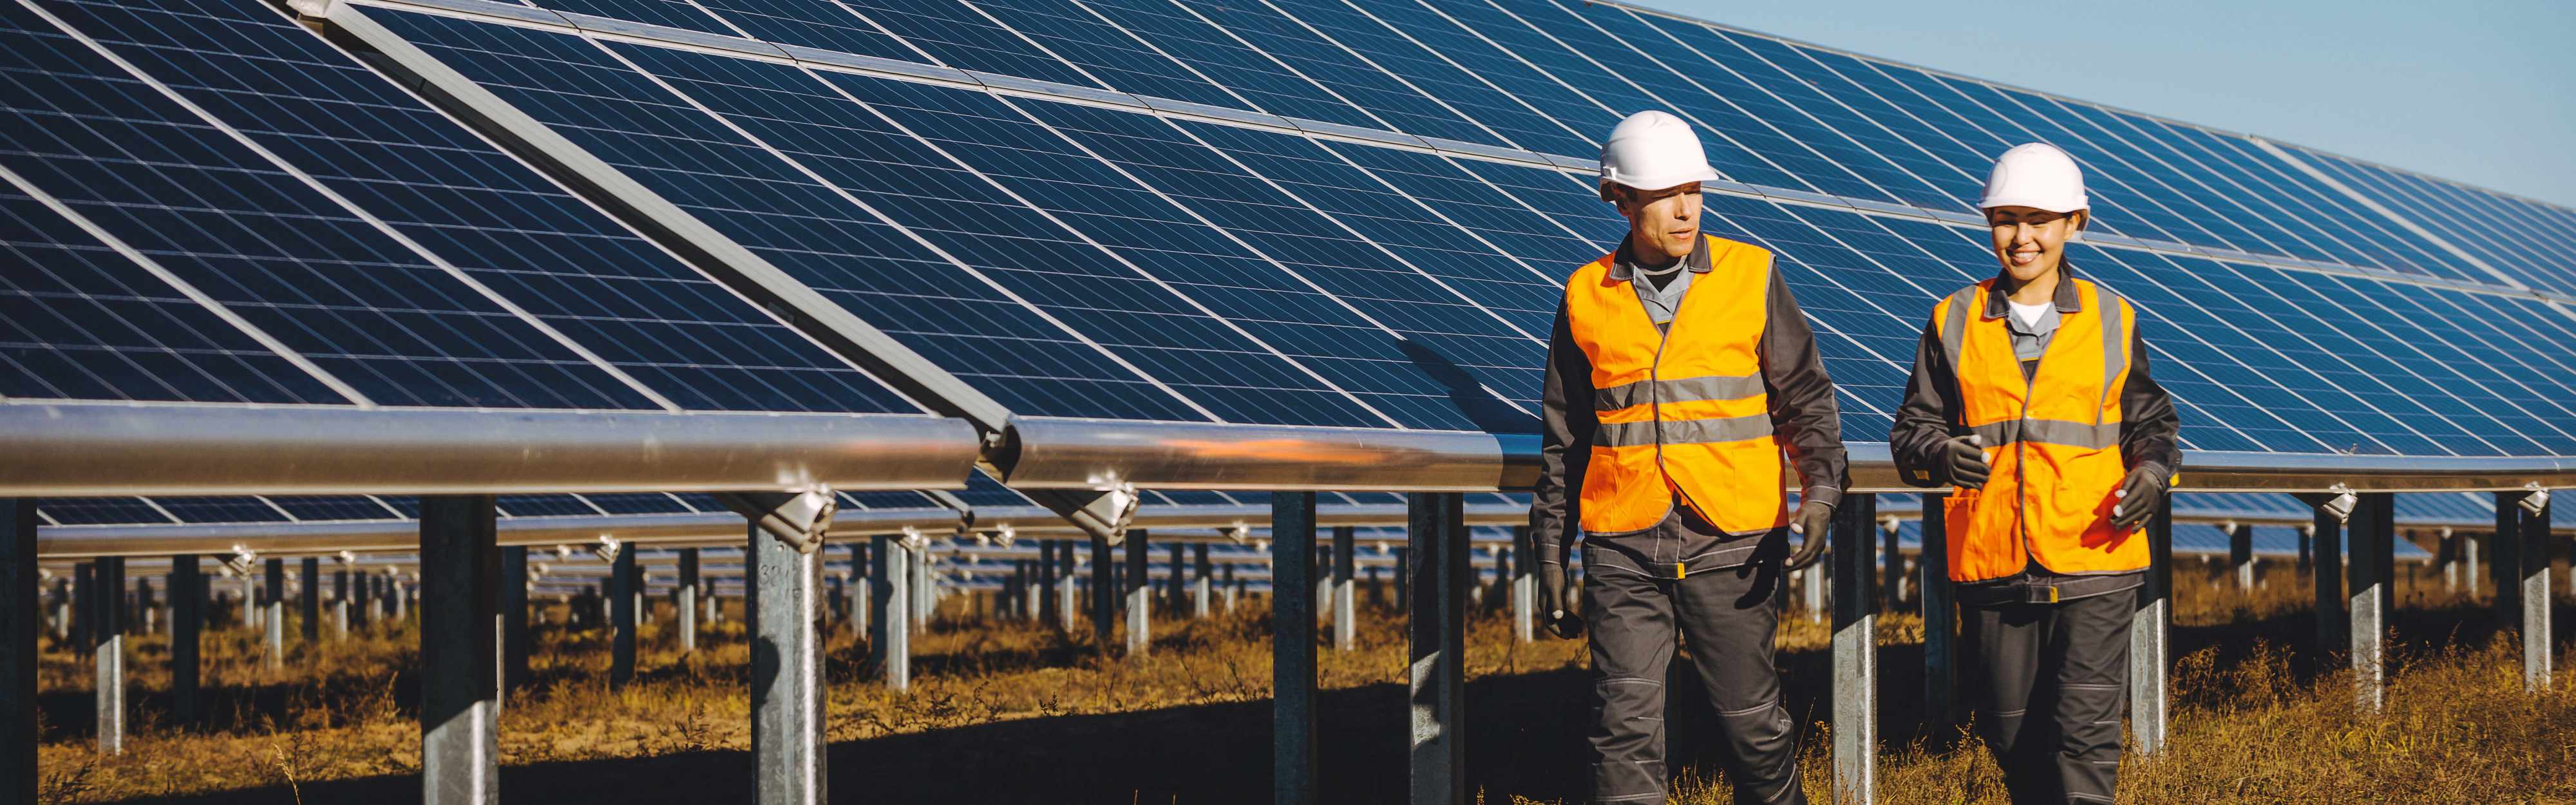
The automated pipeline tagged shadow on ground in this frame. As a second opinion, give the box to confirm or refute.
[97,598,2557,804]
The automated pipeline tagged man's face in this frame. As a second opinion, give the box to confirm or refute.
[1986,205,2083,283]
[1615,182,1703,262]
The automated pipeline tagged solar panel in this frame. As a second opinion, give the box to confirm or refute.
[334,1,2575,463]
[4,0,922,413]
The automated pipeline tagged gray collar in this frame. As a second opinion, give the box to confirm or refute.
[1607,235,1710,283]
[1984,261,2083,319]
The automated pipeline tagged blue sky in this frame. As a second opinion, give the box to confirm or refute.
[1645,0,2576,209]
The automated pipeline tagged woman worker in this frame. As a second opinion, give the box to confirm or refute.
[1889,142,2181,804]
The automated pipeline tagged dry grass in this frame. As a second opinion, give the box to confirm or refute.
[28,560,2576,804]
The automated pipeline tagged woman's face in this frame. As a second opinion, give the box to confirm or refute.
[1987,205,2083,283]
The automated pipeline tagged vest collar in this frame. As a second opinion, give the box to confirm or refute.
[1607,232,1712,283]
[1984,261,2083,319]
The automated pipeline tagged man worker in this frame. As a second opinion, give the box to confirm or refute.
[1529,110,1848,805]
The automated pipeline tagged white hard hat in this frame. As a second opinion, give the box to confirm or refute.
[1598,111,1723,193]
[1978,142,2088,213]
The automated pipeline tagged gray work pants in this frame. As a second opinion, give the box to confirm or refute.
[1582,526,1804,804]
[1962,591,2132,804]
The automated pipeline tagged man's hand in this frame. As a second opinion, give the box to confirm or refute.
[1783,499,1832,570]
[2109,465,2166,530]
[1537,567,1582,639]
[1943,435,1990,489]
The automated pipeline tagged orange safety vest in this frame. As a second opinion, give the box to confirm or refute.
[1566,236,1787,536]
[1932,277,2146,583]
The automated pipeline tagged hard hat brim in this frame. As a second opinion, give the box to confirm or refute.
[1976,194,2089,214]
[1602,164,1725,193]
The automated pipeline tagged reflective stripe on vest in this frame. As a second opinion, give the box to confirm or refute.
[1933,278,2145,583]
[1566,236,1786,536]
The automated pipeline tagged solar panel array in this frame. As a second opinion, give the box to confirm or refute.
[10,0,2576,535]
[3,0,922,412]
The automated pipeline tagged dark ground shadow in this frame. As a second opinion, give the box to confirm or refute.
[94,597,2564,804]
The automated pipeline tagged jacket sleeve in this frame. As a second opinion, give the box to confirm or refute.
[2119,314,2182,481]
[1889,314,1960,488]
[1761,269,1848,508]
[1528,297,1593,571]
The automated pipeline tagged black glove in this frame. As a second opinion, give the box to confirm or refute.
[1537,567,1582,639]
[1942,435,1990,489]
[1783,498,1832,571]
[2110,464,2166,530]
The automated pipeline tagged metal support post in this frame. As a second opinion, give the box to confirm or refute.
[419,495,500,805]
[1224,564,1239,614]
[1272,491,1318,805]
[500,547,528,697]
[869,535,909,691]
[334,564,351,640]
[301,557,321,645]
[1407,492,1468,805]
[239,572,255,631]
[94,556,126,753]
[2230,523,2256,590]
[1037,539,1059,628]
[611,545,636,688]
[1167,542,1185,615]
[2519,492,2554,690]
[2349,493,2393,712]
[1333,525,1356,650]
[1881,516,1902,611]
[1059,540,1080,632]
[677,548,700,653]
[1511,526,1534,643]
[1394,547,1409,604]
[2131,502,2174,753]
[1830,493,1878,804]
[352,568,370,630]
[263,558,285,667]
[1803,560,1827,623]
[2314,505,2346,660]
[748,516,826,805]
[912,545,933,627]
[2,500,34,803]
[1090,534,1114,645]
[1194,544,1213,619]
[172,553,201,728]
[1126,529,1151,656]
[2466,533,2481,598]
[1920,493,1958,730]
[847,542,866,639]
[73,562,91,650]
[138,576,155,636]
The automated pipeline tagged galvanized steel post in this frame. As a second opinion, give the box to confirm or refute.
[171,553,201,728]
[94,555,125,753]
[2131,502,2174,753]
[1333,525,1356,650]
[611,545,636,688]
[334,561,351,640]
[1193,544,1213,619]
[1919,492,1958,730]
[500,546,528,699]
[1510,525,1534,644]
[419,495,500,805]
[263,558,285,668]
[869,535,909,692]
[677,548,700,654]
[1407,492,1467,805]
[1090,534,1114,646]
[301,558,321,645]
[2349,493,2394,712]
[1126,529,1151,656]
[2313,505,2346,659]
[2518,493,2554,690]
[1166,542,1184,616]
[748,519,826,805]
[2230,523,2256,589]
[2,500,33,804]
[1272,491,1318,805]
[1830,493,1878,804]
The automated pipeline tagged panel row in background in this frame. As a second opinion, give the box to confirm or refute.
[509,0,2576,292]
[350,6,2576,455]
[1,0,920,412]
[30,469,1510,526]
